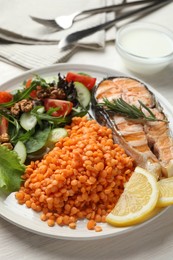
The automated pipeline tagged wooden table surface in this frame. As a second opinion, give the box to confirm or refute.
[1,2,173,259]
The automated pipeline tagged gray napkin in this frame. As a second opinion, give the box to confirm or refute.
[0,0,118,69]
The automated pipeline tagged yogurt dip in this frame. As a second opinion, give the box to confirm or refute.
[116,23,173,74]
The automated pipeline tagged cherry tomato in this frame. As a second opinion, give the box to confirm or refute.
[0,91,13,104]
[0,117,8,135]
[44,99,73,117]
[25,79,37,99]
[66,72,96,90]
[25,79,32,88]
[0,92,12,134]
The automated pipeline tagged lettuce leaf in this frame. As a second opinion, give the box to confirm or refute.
[0,145,25,193]
[25,126,51,153]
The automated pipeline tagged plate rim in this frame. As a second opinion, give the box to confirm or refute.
[0,63,171,240]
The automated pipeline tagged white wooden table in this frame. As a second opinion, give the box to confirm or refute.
[1,3,173,259]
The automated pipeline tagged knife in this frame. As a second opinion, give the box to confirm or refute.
[58,0,172,50]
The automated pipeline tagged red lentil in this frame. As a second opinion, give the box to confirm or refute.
[87,220,96,230]
[95,225,102,232]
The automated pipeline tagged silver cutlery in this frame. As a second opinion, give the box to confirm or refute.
[30,0,159,30]
[58,0,172,50]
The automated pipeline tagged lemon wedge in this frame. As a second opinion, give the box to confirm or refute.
[157,177,173,207]
[106,167,159,227]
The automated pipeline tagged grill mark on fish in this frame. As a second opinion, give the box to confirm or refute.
[113,116,149,146]
[96,80,122,102]
[112,114,160,177]
[97,77,155,107]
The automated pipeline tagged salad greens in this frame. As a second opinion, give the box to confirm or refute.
[25,127,51,153]
[0,74,90,163]
[0,76,49,108]
[0,145,25,193]
[0,71,96,194]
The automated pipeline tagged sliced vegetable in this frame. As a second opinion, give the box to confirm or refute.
[20,112,37,131]
[0,145,25,192]
[0,91,13,104]
[74,82,91,108]
[78,72,91,77]
[31,106,71,127]
[25,78,37,99]
[0,117,8,135]
[37,106,45,114]
[25,79,32,88]
[66,72,96,90]
[14,141,27,164]
[48,128,68,144]
[0,112,20,142]
[25,127,51,153]
[44,99,73,117]
[0,76,49,108]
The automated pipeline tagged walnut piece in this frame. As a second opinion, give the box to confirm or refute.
[20,99,33,112]
[49,89,66,99]
[0,133,10,143]
[36,89,50,99]
[11,99,33,115]
[36,87,66,100]
[11,102,20,116]
[1,143,13,150]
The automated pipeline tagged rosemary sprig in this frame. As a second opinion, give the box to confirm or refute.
[99,98,168,122]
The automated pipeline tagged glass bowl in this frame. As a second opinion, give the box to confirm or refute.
[116,22,173,75]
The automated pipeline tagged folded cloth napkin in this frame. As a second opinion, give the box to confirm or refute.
[0,0,119,69]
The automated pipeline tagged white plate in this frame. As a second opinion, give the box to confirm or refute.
[0,63,171,240]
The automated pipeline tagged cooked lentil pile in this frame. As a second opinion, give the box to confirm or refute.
[16,116,134,231]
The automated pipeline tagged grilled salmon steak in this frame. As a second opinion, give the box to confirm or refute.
[93,77,173,179]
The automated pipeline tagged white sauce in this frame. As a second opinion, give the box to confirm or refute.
[120,28,173,58]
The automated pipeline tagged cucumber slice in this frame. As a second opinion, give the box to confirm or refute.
[20,112,37,131]
[74,82,91,108]
[78,72,91,77]
[48,128,68,144]
[14,141,27,164]
[37,106,45,114]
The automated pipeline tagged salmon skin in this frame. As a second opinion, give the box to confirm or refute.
[92,76,173,179]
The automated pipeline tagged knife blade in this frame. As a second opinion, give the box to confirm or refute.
[58,0,172,50]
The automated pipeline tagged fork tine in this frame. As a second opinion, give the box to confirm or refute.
[30,16,60,29]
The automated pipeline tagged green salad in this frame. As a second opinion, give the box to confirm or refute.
[0,71,96,193]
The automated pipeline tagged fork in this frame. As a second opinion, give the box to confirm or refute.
[58,0,172,50]
[30,0,159,30]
